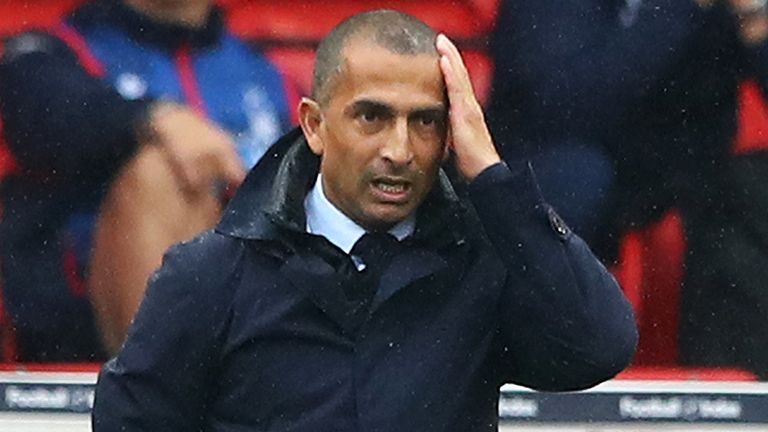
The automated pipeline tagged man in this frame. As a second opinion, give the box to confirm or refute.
[93,10,637,431]
[0,0,292,359]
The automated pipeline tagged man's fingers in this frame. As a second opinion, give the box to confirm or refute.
[437,36,463,94]
[434,34,500,181]
[439,55,458,96]
[437,34,482,125]
[436,34,474,96]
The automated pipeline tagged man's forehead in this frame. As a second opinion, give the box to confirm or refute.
[313,35,445,110]
[338,40,443,87]
[340,37,440,70]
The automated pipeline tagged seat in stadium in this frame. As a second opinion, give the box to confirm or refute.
[222,0,499,43]
[613,210,686,366]
[0,0,82,36]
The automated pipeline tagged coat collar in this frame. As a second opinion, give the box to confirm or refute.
[218,128,472,333]
[216,128,467,248]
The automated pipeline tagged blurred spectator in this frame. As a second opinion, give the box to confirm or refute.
[680,0,768,379]
[0,0,293,360]
[488,0,725,258]
[490,0,768,377]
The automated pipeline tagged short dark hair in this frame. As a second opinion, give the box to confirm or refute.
[312,9,438,105]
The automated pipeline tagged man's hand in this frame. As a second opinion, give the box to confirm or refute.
[141,102,245,196]
[436,34,501,182]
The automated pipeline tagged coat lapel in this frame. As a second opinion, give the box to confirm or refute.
[279,252,361,334]
[370,247,448,313]
[280,247,451,331]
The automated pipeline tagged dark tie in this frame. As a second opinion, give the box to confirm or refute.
[345,232,401,326]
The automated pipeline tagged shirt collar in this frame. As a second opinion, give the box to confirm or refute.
[304,174,415,254]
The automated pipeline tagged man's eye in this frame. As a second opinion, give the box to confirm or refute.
[413,114,443,130]
[420,117,436,126]
[355,109,387,133]
[359,112,380,122]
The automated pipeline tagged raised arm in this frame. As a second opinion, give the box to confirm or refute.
[437,34,637,391]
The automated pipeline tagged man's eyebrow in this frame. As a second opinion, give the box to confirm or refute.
[345,100,446,117]
[410,105,447,117]
[346,99,396,116]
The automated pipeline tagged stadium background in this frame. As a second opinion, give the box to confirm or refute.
[0,0,767,430]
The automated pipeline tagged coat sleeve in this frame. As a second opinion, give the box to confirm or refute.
[91,231,242,431]
[0,31,148,181]
[468,162,638,391]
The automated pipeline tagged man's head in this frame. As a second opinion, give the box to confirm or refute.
[299,10,447,232]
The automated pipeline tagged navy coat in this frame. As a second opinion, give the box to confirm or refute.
[92,129,637,431]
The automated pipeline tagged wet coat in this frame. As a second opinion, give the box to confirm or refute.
[92,129,637,431]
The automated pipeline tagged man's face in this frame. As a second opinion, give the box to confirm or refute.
[303,40,447,231]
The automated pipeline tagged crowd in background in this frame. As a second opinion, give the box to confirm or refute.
[490,0,768,378]
[0,0,767,379]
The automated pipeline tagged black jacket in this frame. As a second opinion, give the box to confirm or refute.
[93,129,637,431]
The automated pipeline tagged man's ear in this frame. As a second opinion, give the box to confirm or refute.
[441,127,452,162]
[299,97,324,156]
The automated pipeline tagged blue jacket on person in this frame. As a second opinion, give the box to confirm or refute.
[0,0,292,361]
[93,128,638,431]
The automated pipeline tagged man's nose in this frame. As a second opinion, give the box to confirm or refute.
[381,118,414,166]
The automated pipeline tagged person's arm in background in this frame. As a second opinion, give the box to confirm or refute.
[0,31,146,182]
[488,0,718,147]
[92,232,241,431]
[0,30,244,191]
[0,30,246,354]
[438,34,638,391]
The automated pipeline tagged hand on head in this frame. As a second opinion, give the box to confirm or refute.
[435,34,501,181]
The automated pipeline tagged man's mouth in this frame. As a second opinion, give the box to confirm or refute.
[371,177,412,201]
